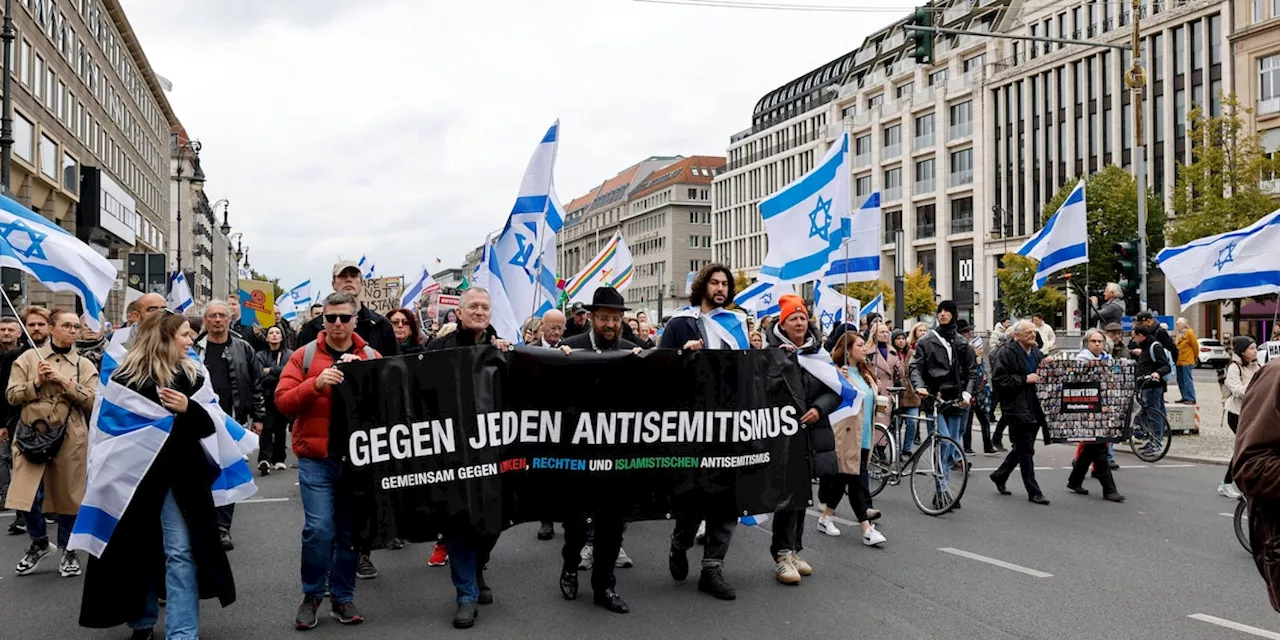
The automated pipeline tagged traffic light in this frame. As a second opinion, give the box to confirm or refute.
[908,7,934,65]
[1115,241,1140,296]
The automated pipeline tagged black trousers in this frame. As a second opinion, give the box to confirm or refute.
[964,405,993,452]
[993,414,1010,448]
[769,508,806,559]
[562,514,624,593]
[257,410,289,464]
[992,421,1043,498]
[1226,412,1239,484]
[1069,443,1117,494]
[818,473,867,523]
[216,504,234,532]
[671,514,735,569]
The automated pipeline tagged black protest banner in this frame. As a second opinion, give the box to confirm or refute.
[1035,358,1136,443]
[331,346,813,547]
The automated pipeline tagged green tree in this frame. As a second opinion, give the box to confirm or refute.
[1040,164,1165,290]
[1170,93,1280,245]
[838,280,893,311]
[996,253,1067,319]
[727,270,752,311]
[249,269,285,301]
[903,266,936,319]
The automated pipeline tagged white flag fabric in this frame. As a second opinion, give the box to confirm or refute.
[795,349,864,424]
[668,306,750,350]
[1016,179,1088,291]
[823,192,882,282]
[400,268,442,310]
[758,132,851,285]
[0,192,115,328]
[814,283,860,336]
[281,281,312,322]
[734,279,794,319]
[166,271,194,314]
[860,292,883,318]
[1157,207,1280,307]
[486,121,562,341]
[563,231,634,305]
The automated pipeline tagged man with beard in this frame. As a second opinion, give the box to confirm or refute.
[564,302,589,338]
[659,263,741,601]
[557,287,640,614]
[297,261,398,357]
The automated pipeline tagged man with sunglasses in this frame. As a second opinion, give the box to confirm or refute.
[296,261,398,358]
[276,292,381,630]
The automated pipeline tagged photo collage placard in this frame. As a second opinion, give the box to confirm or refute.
[1036,359,1136,443]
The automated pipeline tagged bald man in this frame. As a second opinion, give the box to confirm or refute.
[135,293,167,323]
[539,310,566,349]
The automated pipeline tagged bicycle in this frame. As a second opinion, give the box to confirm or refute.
[1235,497,1251,554]
[1126,386,1171,463]
[867,390,969,516]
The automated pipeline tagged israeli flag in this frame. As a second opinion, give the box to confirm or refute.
[281,281,312,322]
[69,328,258,558]
[814,283,860,336]
[1157,207,1280,306]
[1016,179,1088,291]
[758,132,851,285]
[363,262,377,279]
[669,306,749,350]
[823,192,882,281]
[796,348,864,424]
[400,268,442,310]
[861,292,883,318]
[166,271,194,314]
[487,120,561,341]
[734,279,794,319]
[0,192,115,328]
[237,264,250,281]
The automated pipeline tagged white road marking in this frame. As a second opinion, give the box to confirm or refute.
[1189,614,1280,639]
[805,509,859,528]
[239,497,290,504]
[937,547,1053,578]
[1219,512,1247,519]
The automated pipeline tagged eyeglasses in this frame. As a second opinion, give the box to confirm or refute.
[324,314,354,324]
[59,323,82,330]
[145,305,165,313]
[390,319,410,326]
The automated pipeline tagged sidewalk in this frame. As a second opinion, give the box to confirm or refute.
[1158,371,1234,465]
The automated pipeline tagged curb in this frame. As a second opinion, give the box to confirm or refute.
[1111,445,1230,467]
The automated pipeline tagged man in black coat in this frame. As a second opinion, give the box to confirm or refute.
[909,300,978,507]
[1131,323,1173,454]
[989,320,1050,504]
[296,261,398,357]
[563,302,590,338]
[659,263,740,601]
[557,287,638,615]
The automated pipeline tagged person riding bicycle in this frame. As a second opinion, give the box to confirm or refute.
[1131,323,1172,456]
[908,300,977,507]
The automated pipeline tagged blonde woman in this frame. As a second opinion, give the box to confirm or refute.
[521,317,543,345]
[79,311,236,640]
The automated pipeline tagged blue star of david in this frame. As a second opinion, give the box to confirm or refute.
[1214,242,1237,271]
[508,234,536,282]
[819,310,836,327]
[0,218,48,260]
[761,292,773,306]
[808,196,833,241]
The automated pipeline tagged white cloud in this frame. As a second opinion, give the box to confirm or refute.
[120,0,917,291]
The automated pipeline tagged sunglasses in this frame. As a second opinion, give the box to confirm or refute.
[390,318,410,326]
[324,314,355,324]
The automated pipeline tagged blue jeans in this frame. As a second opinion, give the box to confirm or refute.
[298,457,357,604]
[940,411,965,467]
[1141,387,1167,443]
[446,539,479,604]
[900,407,922,456]
[1176,365,1196,402]
[129,490,200,640]
[23,482,75,548]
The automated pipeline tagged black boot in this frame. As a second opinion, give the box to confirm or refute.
[452,602,478,629]
[668,546,689,581]
[537,521,554,540]
[697,567,736,600]
[559,570,578,600]
[594,589,630,614]
[477,567,493,605]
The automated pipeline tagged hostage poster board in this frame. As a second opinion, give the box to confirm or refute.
[331,347,812,547]
[237,280,274,327]
[359,276,404,316]
[436,293,460,325]
[1036,358,1136,443]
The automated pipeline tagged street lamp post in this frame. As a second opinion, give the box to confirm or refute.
[173,140,204,276]
[1,0,15,194]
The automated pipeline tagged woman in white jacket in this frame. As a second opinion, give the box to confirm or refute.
[1220,336,1261,499]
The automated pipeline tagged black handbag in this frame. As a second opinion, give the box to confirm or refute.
[14,417,67,465]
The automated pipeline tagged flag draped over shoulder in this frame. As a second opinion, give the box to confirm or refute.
[69,327,259,558]
[668,306,749,350]
[1157,207,1280,307]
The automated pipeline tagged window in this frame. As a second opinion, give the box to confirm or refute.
[950,196,974,233]
[1191,20,1203,72]
[915,158,936,190]
[33,55,43,100]
[884,167,902,200]
[963,54,986,73]
[687,188,698,199]
[897,82,914,99]
[916,113,935,139]
[950,148,974,185]
[55,80,64,119]
[45,67,54,109]
[856,175,872,198]
[884,124,902,158]
[929,69,948,86]
[689,235,699,248]
[1209,15,1221,66]
[62,152,77,193]
[916,204,937,239]
[19,40,29,85]
[1151,33,1163,82]
[1174,26,1186,76]
[855,134,872,156]
[39,133,57,179]
[868,93,884,109]
[950,100,973,138]
[13,112,33,163]
[1262,55,1280,102]
[1254,0,1264,22]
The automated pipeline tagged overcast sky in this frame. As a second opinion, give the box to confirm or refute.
[119,0,916,293]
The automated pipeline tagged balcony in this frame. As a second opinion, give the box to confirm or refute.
[949,169,974,187]
[884,226,902,244]
[915,132,936,149]
[942,1,974,24]
[884,31,906,50]
[855,46,879,65]
[1260,97,1280,116]
[884,143,902,159]
[855,153,872,168]
[950,121,973,139]
[890,59,916,78]
[916,223,936,240]
[884,186,903,202]
[951,212,974,233]
[915,178,936,193]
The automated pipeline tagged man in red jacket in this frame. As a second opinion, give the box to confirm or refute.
[275,292,380,631]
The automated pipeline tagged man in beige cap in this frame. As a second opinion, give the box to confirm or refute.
[296,260,397,357]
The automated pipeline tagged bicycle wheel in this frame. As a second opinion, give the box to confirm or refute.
[867,423,895,498]
[1235,498,1252,554]
[1130,408,1172,463]
[909,435,969,516]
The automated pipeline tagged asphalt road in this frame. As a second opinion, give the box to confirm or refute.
[0,444,1275,640]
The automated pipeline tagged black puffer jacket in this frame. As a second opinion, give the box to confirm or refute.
[426,324,499,351]
[767,322,841,478]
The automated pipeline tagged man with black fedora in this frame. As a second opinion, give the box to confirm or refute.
[556,287,638,614]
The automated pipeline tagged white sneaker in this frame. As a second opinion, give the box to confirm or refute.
[862,525,887,547]
[816,515,842,537]
[615,547,633,568]
[274,462,288,471]
[1219,483,1244,499]
[695,520,707,544]
[578,544,594,570]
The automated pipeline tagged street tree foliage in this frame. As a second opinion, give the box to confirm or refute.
[838,279,893,310]
[730,270,752,311]
[249,269,286,301]
[1041,164,1165,290]
[997,254,1068,320]
[1171,93,1280,246]
[903,266,936,319]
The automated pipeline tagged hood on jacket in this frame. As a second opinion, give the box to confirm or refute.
[767,321,821,354]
